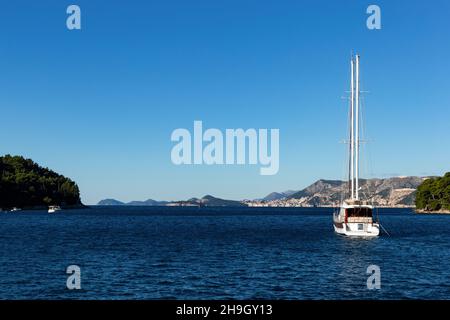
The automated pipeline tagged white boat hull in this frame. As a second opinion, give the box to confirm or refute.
[48,206,61,213]
[333,221,380,237]
[333,202,380,237]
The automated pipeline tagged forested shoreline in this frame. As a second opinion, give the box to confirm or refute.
[0,155,82,210]
[415,173,450,213]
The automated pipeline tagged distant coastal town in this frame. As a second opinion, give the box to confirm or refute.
[243,198,414,208]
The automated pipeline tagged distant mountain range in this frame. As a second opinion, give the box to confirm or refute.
[263,176,427,207]
[97,176,428,207]
[97,199,125,206]
[179,195,245,207]
[97,195,244,207]
[97,198,169,206]
[261,190,298,201]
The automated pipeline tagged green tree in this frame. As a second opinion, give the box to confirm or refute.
[415,172,450,211]
[0,155,82,209]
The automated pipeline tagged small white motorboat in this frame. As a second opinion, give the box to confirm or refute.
[48,205,62,213]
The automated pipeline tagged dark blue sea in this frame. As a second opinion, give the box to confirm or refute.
[0,206,449,300]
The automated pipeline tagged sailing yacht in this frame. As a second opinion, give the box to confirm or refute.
[333,54,380,237]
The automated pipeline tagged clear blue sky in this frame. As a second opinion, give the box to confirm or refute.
[1,1,449,204]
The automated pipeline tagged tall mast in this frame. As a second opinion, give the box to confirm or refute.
[355,54,360,200]
[350,58,355,199]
